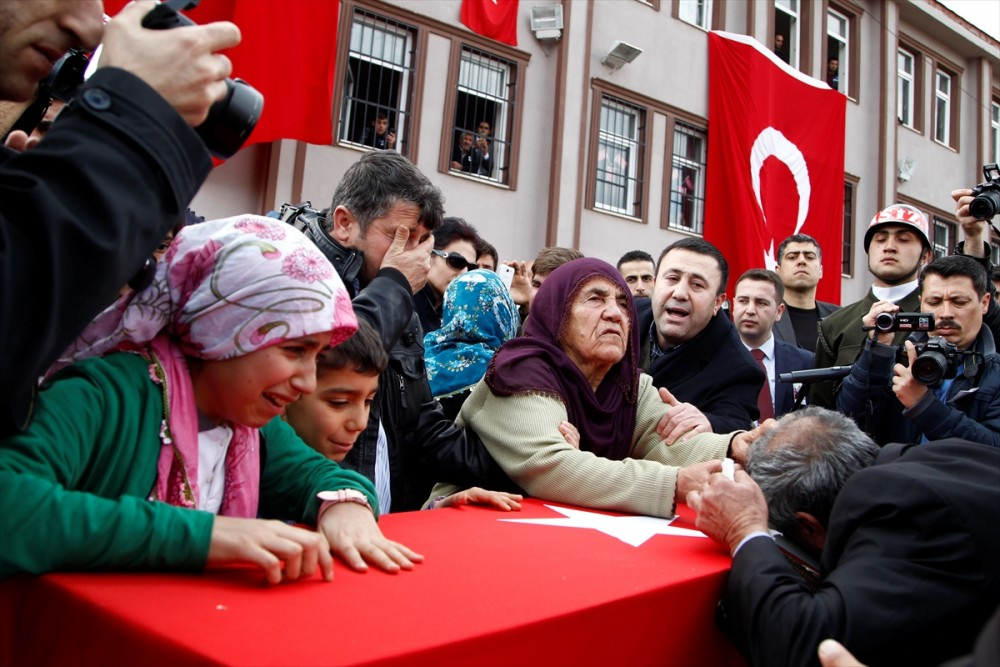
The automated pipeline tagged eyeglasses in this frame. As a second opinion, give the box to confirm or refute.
[432,249,478,271]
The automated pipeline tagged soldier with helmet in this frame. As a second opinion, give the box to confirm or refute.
[810,204,934,407]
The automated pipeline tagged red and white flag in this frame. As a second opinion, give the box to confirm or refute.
[103,0,340,150]
[460,0,519,46]
[704,31,846,304]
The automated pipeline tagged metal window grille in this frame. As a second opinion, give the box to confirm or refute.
[668,122,707,234]
[339,9,417,155]
[594,96,644,217]
[451,46,516,184]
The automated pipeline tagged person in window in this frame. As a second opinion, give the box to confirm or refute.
[450,129,493,177]
[358,111,396,150]
[826,58,840,90]
[774,33,788,63]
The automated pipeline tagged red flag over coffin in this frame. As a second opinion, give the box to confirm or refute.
[704,31,846,304]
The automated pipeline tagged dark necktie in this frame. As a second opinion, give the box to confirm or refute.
[751,348,774,420]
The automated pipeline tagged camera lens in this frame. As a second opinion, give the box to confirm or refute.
[912,349,948,386]
[969,189,1000,220]
[875,312,895,332]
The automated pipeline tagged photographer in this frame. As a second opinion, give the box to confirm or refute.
[837,255,1000,446]
[1,1,241,436]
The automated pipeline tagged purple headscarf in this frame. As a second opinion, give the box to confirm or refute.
[485,257,640,460]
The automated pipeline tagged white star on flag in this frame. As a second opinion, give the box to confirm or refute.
[500,505,707,547]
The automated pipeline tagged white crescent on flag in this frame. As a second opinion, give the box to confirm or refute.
[749,127,811,269]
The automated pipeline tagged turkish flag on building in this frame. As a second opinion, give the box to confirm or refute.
[704,31,845,304]
[102,0,339,151]
[461,0,519,46]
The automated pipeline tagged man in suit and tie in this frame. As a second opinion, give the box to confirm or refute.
[732,269,813,418]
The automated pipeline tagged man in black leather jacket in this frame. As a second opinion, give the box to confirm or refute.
[1,1,241,436]
[296,151,509,511]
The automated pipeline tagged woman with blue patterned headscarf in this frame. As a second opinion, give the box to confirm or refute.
[424,269,519,420]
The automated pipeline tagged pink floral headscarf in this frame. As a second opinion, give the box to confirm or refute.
[57,214,357,517]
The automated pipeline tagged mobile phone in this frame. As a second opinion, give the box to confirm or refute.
[498,264,515,291]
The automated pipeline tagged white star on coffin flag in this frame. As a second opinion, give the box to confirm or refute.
[500,505,707,547]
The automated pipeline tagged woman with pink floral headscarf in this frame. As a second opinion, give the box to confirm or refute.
[0,215,422,583]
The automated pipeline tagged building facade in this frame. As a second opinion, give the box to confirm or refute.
[191,0,1000,304]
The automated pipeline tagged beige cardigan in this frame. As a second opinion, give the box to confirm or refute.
[443,373,731,518]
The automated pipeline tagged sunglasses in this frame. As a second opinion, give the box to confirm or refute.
[432,249,478,271]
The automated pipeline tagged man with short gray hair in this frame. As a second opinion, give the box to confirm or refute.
[687,407,1000,667]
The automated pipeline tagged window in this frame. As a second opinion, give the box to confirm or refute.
[774,0,801,69]
[897,48,915,128]
[932,217,956,259]
[593,95,646,218]
[678,0,712,29]
[826,7,848,93]
[842,179,855,276]
[991,99,1000,164]
[449,46,516,184]
[338,8,417,155]
[668,123,707,234]
[934,68,953,147]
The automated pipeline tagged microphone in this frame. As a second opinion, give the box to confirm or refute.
[778,366,852,383]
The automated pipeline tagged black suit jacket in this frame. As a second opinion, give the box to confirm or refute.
[638,301,764,432]
[722,439,1000,667]
[772,338,814,416]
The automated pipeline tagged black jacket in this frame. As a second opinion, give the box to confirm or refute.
[300,215,509,510]
[721,438,1000,667]
[1,68,211,436]
[637,300,764,432]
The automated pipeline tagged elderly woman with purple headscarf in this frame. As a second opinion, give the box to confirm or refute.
[457,257,751,518]
[0,216,421,583]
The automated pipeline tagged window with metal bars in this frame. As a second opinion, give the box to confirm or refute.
[932,217,956,259]
[339,9,417,155]
[668,122,707,233]
[450,46,516,184]
[594,95,645,217]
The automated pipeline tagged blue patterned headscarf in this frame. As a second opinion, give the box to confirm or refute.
[424,269,519,398]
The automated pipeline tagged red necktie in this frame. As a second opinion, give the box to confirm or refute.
[750,348,774,420]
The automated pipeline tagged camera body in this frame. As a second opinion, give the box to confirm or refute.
[910,336,964,386]
[875,312,935,334]
[142,1,263,159]
[970,163,1000,221]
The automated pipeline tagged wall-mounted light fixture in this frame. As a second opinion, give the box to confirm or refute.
[897,157,916,183]
[602,40,643,70]
[530,6,563,42]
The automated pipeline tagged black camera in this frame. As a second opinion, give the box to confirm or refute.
[970,163,1000,221]
[911,337,963,386]
[874,312,935,333]
[142,0,263,159]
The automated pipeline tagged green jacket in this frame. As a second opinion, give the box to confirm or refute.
[0,352,376,577]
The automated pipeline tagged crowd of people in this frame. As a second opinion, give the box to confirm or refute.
[2,3,998,667]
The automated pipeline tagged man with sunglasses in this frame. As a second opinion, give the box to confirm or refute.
[415,218,481,334]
